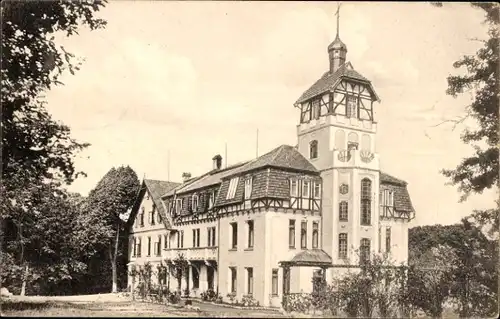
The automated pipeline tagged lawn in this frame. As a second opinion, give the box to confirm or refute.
[0,294,289,317]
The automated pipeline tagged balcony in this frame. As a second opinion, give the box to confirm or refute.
[333,149,380,170]
[164,247,218,261]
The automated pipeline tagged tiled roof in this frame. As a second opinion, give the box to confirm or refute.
[281,249,333,266]
[167,162,249,196]
[380,172,415,212]
[295,62,374,104]
[128,179,179,229]
[227,144,319,178]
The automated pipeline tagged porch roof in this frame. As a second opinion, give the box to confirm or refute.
[280,249,333,268]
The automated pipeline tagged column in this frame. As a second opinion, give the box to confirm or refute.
[200,265,208,292]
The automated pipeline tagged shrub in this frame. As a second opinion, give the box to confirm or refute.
[168,291,181,304]
[201,288,220,302]
[241,295,260,307]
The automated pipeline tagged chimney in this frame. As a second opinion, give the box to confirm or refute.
[212,154,222,170]
[182,172,192,182]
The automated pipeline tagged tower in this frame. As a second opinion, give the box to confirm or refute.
[294,4,383,277]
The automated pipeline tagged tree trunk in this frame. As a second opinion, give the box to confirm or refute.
[109,225,120,293]
[20,264,28,296]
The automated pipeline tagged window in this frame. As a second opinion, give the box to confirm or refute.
[177,230,184,248]
[230,267,237,294]
[301,221,307,249]
[230,222,238,249]
[302,181,310,198]
[347,142,359,151]
[226,177,239,199]
[207,227,216,247]
[361,178,372,225]
[164,234,169,249]
[132,237,137,257]
[386,227,391,253]
[313,182,321,199]
[312,222,319,248]
[247,220,254,249]
[147,236,151,256]
[312,99,320,120]
[244,177,253,200]
[246,267,254,295]
[192,228,200,248]
[176,199,183,214]
[272,269,279,296]
[339,233,347,259]
[310,140,318,159]
[346,95,358,118]
[192,266,200,289]
[378,226,382,252]
[209,191,215,208]
[360,238,371,264]
[289,220,296,248]
[157,210,163,224]
[136,237,142,257]
[339,201,348,221]
[151,209,155,225]
[290,179,298,197]
[389,191,394,207]
[140,208,145,227]
[192,195,199,212]
[155,235,162,256]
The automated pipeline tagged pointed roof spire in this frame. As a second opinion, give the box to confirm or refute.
[328,2,347,52]
[336,2,341,39]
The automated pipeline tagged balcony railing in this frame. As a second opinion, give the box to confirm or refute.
[164,246,218,261]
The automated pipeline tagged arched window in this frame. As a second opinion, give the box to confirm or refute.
[360,178,372,225]
[339,233,348,259]
[310,140,318,159]
[339,201,348,221]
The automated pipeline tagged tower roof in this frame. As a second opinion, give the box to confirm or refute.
[328,34,347,51]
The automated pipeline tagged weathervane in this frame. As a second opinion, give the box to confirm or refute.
[335,2,341,38]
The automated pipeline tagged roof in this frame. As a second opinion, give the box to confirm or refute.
[280,249,333,267]
[328,35,347,51]
[380,172,407,186]
[380,172,415,213]
[175,162,249,195]
[127,179,179,229]
[226,144,319,178]
[295,62,379,104]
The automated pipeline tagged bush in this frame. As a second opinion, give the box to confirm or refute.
[201,288,223,303]
[168,291,181,304]
[241,295,260,307]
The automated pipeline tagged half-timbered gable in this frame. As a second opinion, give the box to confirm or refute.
[379,172,415,221]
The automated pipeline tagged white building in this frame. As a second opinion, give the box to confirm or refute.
[127,19,415,308]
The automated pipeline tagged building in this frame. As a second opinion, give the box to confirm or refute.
[127,13,415,308]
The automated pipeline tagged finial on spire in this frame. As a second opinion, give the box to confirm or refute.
[335,2,341,38]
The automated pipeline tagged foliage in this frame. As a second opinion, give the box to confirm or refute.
[168,254,189,294]
[440,2,499,201]
[83,166,140,292]
[200,289,223,303]
[241,295,260,307]
[1,0,107,296]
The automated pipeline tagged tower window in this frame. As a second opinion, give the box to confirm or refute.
[339,233,348,259]
[339,201,348,221]
[312,222,319,248]
[346,95,358,118]
[301,221,307,249]
[361,178,372,226]
[312,99,320,120]
[309,140,318,159]
[289,220,296,248]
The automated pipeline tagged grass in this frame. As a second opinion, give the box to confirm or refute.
[0,294,289,318]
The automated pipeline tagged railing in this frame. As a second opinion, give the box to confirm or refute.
[164,247,218,261]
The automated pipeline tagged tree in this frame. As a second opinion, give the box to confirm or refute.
[84,166,140,293]
[1,0,107,295]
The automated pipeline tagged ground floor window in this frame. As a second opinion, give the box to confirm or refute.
[272,269,279,296]
[230,267,237,294]
[246,267,253,295]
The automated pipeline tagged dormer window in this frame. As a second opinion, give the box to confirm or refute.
[209,191,215,208]
[192,195,199,212]
[226,177,239,200]
[176,198,183,214]
[302,181,310,198]
[310,140,318,159]
[244,176,253,200]
[290,179,298,197]
[313,182,321,199]
[346,95,358,119]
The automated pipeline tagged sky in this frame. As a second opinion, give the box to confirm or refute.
[44,1,496,227]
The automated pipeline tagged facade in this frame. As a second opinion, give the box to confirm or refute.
[127,22,415,308]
